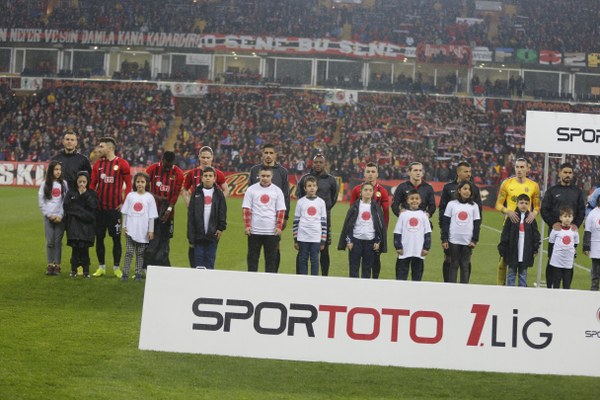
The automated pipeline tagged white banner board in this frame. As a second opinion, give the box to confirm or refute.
[139,267,600,377]
[525,110,600,155]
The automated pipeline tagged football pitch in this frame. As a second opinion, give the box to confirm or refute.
[1,187,598,399]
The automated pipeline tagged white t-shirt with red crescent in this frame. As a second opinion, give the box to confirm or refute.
[444,200,480,245]
[353,201,375,240]
[294,196,327,243]
[121,191,159,243]
[202,187,215,234]
[242,183,287,235]
[548,227,579,269]
[393,209,431,259]
[584,207,600,259]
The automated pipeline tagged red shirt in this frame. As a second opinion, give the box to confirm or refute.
[90,157,132,210]
[146,162,184,215]
[351,183,390,228]
[183,166,226,191]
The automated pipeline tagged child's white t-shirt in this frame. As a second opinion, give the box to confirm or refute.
[294,196,327,243]
[202,187,215,234]
[242,183,286,235]
[393,209,431,259]
[38,181,67,218]
[518,213,526,262]
[548,227,579,269]
[121,191,159,243]
[585,207,600,259]
[444,200,480,245]
[353,201,375,240]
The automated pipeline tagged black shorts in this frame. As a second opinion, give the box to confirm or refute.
[96,208,122,237]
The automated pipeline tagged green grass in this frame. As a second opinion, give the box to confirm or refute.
[1,187,598,399]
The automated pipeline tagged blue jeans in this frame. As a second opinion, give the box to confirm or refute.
[348,238,375,278]
[298,242,320,275]
[507,262,528,287]
[194,240,218,269]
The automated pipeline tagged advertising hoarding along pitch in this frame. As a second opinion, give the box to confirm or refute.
[525,110,600,156]
[139,267,600,377]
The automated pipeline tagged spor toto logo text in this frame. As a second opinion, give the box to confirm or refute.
[556,126,600,143]
[191,298,553,349]
[583,307,600,338]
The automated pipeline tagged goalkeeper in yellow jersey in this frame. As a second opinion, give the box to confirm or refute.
[495,157,541,285]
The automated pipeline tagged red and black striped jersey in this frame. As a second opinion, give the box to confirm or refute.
[183,166,226,191]
[90,157,132,210]
[146,162,184,206]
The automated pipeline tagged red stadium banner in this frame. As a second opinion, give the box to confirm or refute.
[416,44,472,66]
[0,28,407,61]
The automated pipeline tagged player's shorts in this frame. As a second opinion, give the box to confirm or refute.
[96,208,122,237]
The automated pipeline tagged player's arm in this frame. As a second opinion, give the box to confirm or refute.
[120,162,132,209]
[391,185,402,217]
[495,180,509,213]
[295,175,306,199]
[350,185,359,204]
[181,171,193,207]
[438,185,450,226]
[381,189,390,228]
[526,182,541,223]
[89,162,98,190]
[540,188,555,226]
[171,169,184,207]
[426,186,436,218]
[330,177,339,209]
[220,181,230,197]
[574,190,586,228]
[280,168,291,221]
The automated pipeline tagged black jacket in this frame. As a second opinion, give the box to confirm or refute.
[392,180,436,217]
[438,179,482,228]
[52,150,92,192]
[541,184,586,228]
[63,189,98,246]
[295,169,338,211]
[187,184,227,243]
[497,210,541,267]
[337,200,387,253]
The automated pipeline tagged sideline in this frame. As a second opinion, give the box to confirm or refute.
[482,224,591,272]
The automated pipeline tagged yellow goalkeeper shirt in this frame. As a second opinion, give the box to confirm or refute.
[495,177,541,214]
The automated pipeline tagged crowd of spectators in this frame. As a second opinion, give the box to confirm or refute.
[0,82,174,166]
[172,86,600,193]
[2,80,600,194]
[1,0,599,53]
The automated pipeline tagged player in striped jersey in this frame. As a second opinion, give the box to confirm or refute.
[495,157,541,285]
[145,151,184,268]
[89,137,132,278]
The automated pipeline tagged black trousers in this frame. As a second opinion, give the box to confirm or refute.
[70,241,91,274]
[95,209,122,266]
[448,243,472,283]
[396,257,424,281]
[548,265,573,289]
[145,218,173,268]
[443,248,471,283]
[247,234,279,273]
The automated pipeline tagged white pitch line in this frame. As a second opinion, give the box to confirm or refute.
[481,224,590,272]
